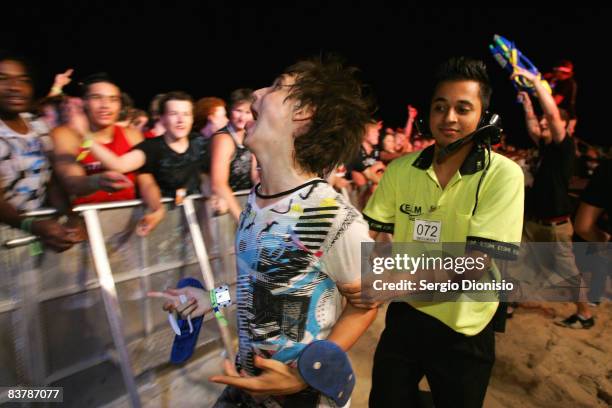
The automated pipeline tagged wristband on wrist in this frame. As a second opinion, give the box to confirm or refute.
[209,286,230,327]
[20,217,35,233]
[81,138,93,149]
[77,137,93,162]
[50,86,63,95]
[88,174,101,191]
[19,217,44,256]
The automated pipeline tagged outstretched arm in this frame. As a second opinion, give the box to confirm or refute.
[51,126,133,196]
[135,173,166,236]
[89,140,146,173]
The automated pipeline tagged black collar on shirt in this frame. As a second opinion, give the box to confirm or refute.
[411,144,486,175]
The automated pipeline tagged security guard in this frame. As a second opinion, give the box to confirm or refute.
[359,57,524,408]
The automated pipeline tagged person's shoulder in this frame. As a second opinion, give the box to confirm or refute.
[188,132,207,147]
[385,149,426,174]
[133,136,164,163]
[312,182,368,240]
[28,117,53,151]
[307,182,356,214]
[136,135,161,148]
[210,131,235,154]
[548,135,575,155]
[489,151,524,178]
[122,126,144,145]
[385,151,413,170]
[212,126,231,137]
[51,124,79,140]
[22,113,50,136]
[561,135,574,147]
[211,129,233,143]
[490,151,522,171]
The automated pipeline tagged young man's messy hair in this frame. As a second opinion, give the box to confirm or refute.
[433,57,492,111]
[283,56,374,177]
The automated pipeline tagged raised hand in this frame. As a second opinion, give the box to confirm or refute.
[511,66,539,85]
[407,105,418,119]
[53,68,74,89]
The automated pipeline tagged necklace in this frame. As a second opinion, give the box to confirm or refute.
[255,179,326,199]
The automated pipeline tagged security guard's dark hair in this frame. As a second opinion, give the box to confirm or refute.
[433,57,492,111]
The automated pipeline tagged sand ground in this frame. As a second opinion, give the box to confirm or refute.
[104,300,610,408]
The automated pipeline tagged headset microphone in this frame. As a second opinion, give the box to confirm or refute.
[431,113,503,215]
[436,114,502,163]
[414,110,503,214]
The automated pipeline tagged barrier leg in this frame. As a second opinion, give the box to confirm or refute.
[82,209,141,408]
[4,226,51,386]
[15,260,47,385]
[183,198,236,364]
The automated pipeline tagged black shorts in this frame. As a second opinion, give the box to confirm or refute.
[369,302,496,408]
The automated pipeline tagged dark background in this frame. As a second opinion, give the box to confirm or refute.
[4,5,610,147]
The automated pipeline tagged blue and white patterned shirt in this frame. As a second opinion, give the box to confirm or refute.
[234,180,370,407]
[0,114,52,211]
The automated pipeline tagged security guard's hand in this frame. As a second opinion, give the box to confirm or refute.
[338,279,380,309]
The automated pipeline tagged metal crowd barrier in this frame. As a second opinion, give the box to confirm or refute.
[0,191,249,407]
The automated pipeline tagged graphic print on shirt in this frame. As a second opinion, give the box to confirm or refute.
[0,115,51,211]
[234,184,358,377]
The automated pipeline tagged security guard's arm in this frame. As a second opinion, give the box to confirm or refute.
[328,300,377,351]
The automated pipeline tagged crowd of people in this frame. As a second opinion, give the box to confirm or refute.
[1,49,610,408]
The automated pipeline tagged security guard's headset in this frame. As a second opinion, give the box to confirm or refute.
[415,110,503,215]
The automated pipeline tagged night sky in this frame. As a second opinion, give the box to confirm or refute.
[5,5,610,147]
